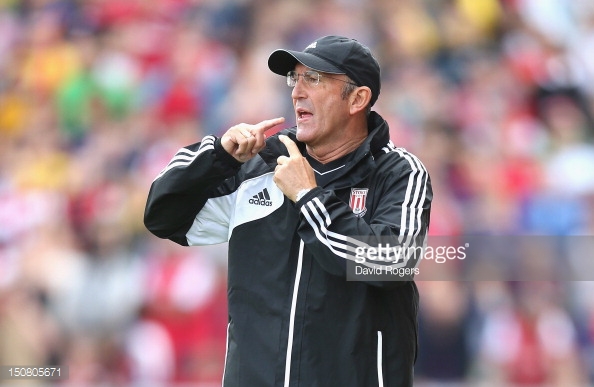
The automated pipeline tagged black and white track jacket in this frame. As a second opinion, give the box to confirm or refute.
[144,112,432,387]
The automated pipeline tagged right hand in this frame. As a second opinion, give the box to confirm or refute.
[221,117,285,163]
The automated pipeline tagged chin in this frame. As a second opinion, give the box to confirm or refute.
[295,126,313,143]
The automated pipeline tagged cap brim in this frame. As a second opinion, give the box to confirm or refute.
[268,49,344,76]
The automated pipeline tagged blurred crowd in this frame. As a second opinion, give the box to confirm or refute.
[1,0,594,386]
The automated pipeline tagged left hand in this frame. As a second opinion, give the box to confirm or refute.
[274,135,317,202]
[221,117,285,162]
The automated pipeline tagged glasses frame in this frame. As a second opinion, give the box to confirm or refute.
[286,70,358,88]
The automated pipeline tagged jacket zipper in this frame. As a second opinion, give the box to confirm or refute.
[222,322,230,385]
[377,330,384,387]
[284,240,305,387]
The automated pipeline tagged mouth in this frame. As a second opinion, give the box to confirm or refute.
[296,107,313,122]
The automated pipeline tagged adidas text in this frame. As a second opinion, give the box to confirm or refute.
[249,198,273,206]
[249,188,272,206]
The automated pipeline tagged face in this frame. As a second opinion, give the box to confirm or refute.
[291,63,352,147]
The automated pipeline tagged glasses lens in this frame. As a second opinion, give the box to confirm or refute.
[286,71,321,87]
[287,71,297,87]
[303,71,319,85]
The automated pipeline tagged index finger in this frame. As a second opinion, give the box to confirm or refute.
[278,135,301,158]
[251,117,285,135]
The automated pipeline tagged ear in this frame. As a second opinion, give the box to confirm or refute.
[349,86,372,115]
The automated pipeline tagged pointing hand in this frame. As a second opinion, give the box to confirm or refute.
[221,117,285,162]
[273,135,317,202]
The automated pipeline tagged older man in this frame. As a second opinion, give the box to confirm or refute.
[145,35,432,387]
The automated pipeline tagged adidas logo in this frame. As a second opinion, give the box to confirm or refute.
[249,188,273,206]
[306,41,317,50]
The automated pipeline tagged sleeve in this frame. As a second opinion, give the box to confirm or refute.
[143,135,243,246]
[295,154,432,288]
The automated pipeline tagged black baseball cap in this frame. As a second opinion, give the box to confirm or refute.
[268,35,381,106]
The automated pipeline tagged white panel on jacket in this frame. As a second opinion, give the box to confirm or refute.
[186,190,236,246]
[229,172,285,239]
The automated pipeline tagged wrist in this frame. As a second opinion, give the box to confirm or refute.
[295,188,312,203]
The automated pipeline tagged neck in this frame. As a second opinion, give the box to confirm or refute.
[306,133,367,164]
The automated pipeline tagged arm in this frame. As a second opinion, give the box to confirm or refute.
[144,118,284,245]
[143,136,242,245]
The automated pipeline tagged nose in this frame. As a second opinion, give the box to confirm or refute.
[291,76,306,100]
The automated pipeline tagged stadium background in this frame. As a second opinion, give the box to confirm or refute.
[1,0,594,385]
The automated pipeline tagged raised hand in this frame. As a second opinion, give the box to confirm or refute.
[221,117,285,163]
[274,135,317,202]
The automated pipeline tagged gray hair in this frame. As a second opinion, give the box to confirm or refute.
[341,79,371,116]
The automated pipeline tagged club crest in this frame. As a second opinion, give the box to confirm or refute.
[349,188,369,217]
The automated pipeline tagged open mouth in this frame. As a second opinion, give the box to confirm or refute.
[296,108,313,121]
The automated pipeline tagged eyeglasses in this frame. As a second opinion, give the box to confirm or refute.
[286,70,358,88]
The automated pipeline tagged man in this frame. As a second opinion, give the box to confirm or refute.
[144,35,432,387]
